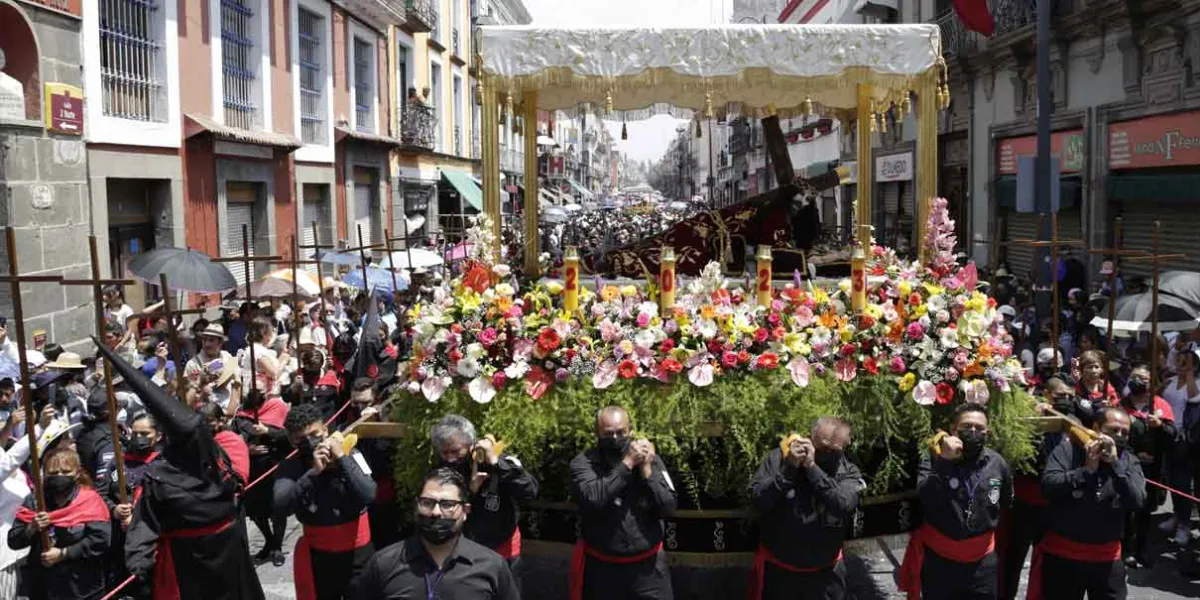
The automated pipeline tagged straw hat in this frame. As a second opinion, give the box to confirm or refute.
[197,322,228,341]
[45,351,86,370]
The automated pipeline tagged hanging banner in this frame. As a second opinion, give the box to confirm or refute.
[996,130,1084,175]
[1109,110,1200,169]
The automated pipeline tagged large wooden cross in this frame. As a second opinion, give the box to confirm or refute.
[997,213,1087,356]
[297,221,336,336]
[342,223,384,295]
[267,234,325,354]
[211,224,283,397]
[1085,217,1149,378]
[1123,221,1187,388]
[0,227,62,548]
[123,274,209,398]
[59,235,135,503]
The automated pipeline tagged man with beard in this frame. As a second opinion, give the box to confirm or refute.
[183,323,237,410]
[351,467,519,599]
[274,403,376,600]
[430,414,538,581]
[92,336,265,600]
[900,403,1012,600]
[1029,406,1145,599]
[747,416,864,600]
[568,405,677,600]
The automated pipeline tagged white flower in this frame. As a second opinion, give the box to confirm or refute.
[422,376,447,402]
[912,380,937,406]
[960,379,990,405]
[634,329,657,350]
[939,327,960,349]
[406,381,420,394]
[927,295,947,313]
[456,356,481,378]
[494,283,516,297]
[697,319,719,340]
[637,301,659,318]
[465,343,486,360]
[492,264,512,278]
[688,363,714,387]
[787,357,811,388]
[468,376,496,404]
[504,361,530,379]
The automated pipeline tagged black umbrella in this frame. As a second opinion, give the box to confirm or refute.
[1156,270,1200,307]
[1090,291,1200,336]
[127,247,237,293]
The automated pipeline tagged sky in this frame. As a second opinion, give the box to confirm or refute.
[519,0,737,164]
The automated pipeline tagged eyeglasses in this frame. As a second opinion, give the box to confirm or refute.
[417,497,464,512]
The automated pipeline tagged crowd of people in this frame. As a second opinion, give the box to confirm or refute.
[0,249,1195,599]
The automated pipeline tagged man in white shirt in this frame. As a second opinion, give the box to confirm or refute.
[183,323,238,410]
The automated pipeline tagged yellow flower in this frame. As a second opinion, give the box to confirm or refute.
[923,283,944,297]
[837,279,852,294]
[812,287,830,304]
[459,291,482,312]
[783,332,803,353]
[700,305,716,320]
[865,304,883,319]
[913,304,928,317]
[898,373,916,392]
[620,285,638,298]
[618,339,634,355]
[601,285,619,302]
[545,281,564,295]
[838,328,854,342]
[898,281,912,297]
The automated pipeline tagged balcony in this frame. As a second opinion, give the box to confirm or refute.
[454,125,462,156]
[452,28,462,60]
[398,103,436,149]
[936,1,1076,59]
[471,129,481,160]
[403,0,434,33]
[501,147,524,173]
[935,10,983,58]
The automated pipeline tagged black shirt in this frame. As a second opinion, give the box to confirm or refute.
[917,447,1012,540]
[1042,439,1146,544]
[274,452,377,527]
[749,448,864,568]
[569,449,677,557]
[466,454,539,549]
[351,536,519,599]
[7,489,112,600]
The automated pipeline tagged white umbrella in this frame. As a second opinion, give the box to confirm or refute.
[537,135,558,147]
[564,203,583,212]
[543,207,569,223]
[668,201,688,211]
[377,248,444,269]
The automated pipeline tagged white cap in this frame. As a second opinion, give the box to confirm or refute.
[1037,347,1063,368]
[998,305,1017,319]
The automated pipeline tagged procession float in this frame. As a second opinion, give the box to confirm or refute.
[389,23,1038,589]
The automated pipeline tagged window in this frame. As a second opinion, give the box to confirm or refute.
[452,75,462,156]
[297,7,325,144]
[220,0,261,130]
[396,42,409,112]
[99,0,166,122]
[353,37,374,132]
[430,62,442,152]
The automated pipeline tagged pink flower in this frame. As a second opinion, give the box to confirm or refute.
[491,371,507,388]
[478,327,499,346]
[794,305,815,328]
[636,312,651,327]
[912,380,936,406]
[952,351,969,370]
[721,351,739,368]
[906,322,924,340]
[839,344,857,357]
[593,361,617,389]
[753,328,769,344]
[787,357,811,387]
[834,358,857,382]
[889,356,906,374]
[767,312,781,326]
[944,367,960,382]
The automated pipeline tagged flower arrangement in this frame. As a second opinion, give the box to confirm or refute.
[404,199,1024,409]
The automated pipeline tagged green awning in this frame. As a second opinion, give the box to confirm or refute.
[995,175,1081,210]
[442,170,482,211]
[1108,172,1200,203]
[566,178,594,200]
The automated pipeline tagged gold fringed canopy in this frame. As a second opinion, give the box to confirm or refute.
[477,24,945,119]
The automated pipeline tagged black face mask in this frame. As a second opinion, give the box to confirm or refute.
[1127,379,1149,396]
[957,429,987,462]
[814,449,843,475]
[598,436,630,461]
[127,435,155,455]
[44,474,76,497]
[441,457,473,479]
[1109,434,1130,454]
[1052,394,1077,414]
[416,514,461,545]
[297,434,325,460]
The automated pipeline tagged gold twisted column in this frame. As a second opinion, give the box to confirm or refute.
[481,79,502,263]
[855,84,873,253]
[916,73,939,265]
[523,90,540,276]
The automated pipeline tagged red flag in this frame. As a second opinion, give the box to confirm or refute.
[953,0,995,36]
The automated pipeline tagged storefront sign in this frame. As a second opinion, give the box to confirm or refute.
[1109,111,1200,168]
[841,161,858,184]
[875,152,913,182]
[404,187,429,212]
[43,83,83,135]
[996,130,1084,175]
[17,0,81,18]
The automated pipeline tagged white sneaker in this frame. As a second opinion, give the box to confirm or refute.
[1160,516,1179,533]
[1174,525,1191,546]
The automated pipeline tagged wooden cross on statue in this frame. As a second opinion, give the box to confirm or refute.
[1123,220,1187,388]
[0,227,62,548]
[997,213,1087,358]
[211,223,283,397]
[59,235,135,504]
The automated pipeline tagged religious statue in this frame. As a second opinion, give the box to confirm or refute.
[0,49,26,120]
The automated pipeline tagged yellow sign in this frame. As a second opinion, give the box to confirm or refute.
[43,83,84,135]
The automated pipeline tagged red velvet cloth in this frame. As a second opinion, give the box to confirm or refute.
[952,0,995,36]
[493,527,521,559]
[214,430,250,483]
[235,397,289,429]
[14,486,109,528]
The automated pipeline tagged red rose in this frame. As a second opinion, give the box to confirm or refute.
[839,343,857,357]
[660,339,676,353]
[772,326,787,341]
[737,350,751,364]
[753,328,769,344]
[756,352,779,370]
[661,357,683,373]
[721,351,739,368]
[617,359,638,379]
[863,356,879,375]
[537,328,561,352]
[449,349,463,362]
[708,340,724,355]
[909,293,922,306]
[367,364,379,379]
[859,315,875,329]
[935,382,955,405]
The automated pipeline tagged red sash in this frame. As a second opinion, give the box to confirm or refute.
[493,527,522,559]
[214,430,250,484]
[1013,475,1047,506]
[235,397,289,429]
[568,541,663,600]
[898,524,995,600]
[152,518,234,600]
[293,515,372,600]
[1025,531,1121,600]
[15,487,110,528]
[745,544,842,600]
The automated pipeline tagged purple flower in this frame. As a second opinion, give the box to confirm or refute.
[555,368,570,382]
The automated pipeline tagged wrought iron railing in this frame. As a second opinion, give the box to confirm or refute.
[935,10,982,57]
[405,0,434,32]
[100,0,167,122]
[220,0,260,130]
[399,103,436,149]
[471,129,481,160]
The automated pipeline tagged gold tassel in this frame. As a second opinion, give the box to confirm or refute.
[802,97,814,117]
[900,93,912,117]
[605,89,614,114]
[941,85,952,110]
[621,121,628,140]
[506,93,514,117]
[704,92,714,120]
[868,113,877,133]
[765,103,778,117]
[879,112,887,133]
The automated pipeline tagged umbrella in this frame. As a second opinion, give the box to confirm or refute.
[376,248,444,270]
[342,267,409,292]
[404,214,426,234]
[536,135,558,147]
[1090,291,1200,336]
[564,203,583,212]
[543,207,568,223]
[444,241,475,262]
[315,249,366,266]
[234,268,322,299]
[668,201,688,211]
[127,247,237,292]
[1156,270,1200,307]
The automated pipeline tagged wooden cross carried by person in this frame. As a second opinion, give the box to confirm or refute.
[267,234,325,356]
[1123,221,1187,388]
[123,274,209,399]
[381,229,405,298]
[1084,217,1150,377]
[0,227,62,548]
[343,224,384,289]
[59,235,135,504]
[297,221,336,338]
[211,223,283,397]
[997,213,1087,358]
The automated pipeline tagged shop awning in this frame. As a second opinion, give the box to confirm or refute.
[1108,172,1200,204]
[185,113,302,149]
[995,175,1081,211]
[566,178,594,200]
[442,170,483,211]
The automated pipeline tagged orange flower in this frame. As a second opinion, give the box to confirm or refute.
[700,305,716,320]
[756,352,779,369]
[496,296,513,313]
[463,264,491,293]
[964,362,986,378]
[818,311,838,329]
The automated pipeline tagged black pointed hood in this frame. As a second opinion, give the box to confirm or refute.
[353,288,396,388]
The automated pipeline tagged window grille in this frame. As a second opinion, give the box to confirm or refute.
[99,0,166,122]
[221,0,259,130]
[354,38,373,132]
[298,8,325,145]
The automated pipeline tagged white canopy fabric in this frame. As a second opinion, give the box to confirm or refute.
[378,248,445,269]
[479,25,943,119]
[536,135,558,146]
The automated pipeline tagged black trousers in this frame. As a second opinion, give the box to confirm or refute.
[309,544,375,600]
[582,551,673,600]
[1001,500,1047,600]
[920,550,998,600]
[506,555,523,595]
[1038,554,1127,600]
[761,560,845,600]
